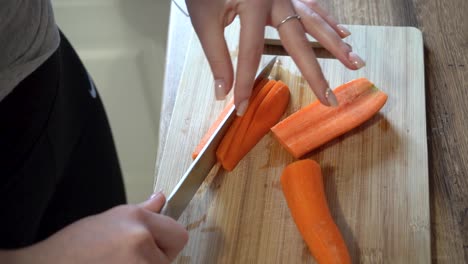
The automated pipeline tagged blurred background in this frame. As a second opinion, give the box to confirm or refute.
[52,0,171,203]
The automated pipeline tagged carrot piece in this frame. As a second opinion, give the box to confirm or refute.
[193,78,269,160]
[271,78,388,158]
[216,80,276,168]
[220,81,290,170]
[192,99,234,159]
[216,79,276,165]
[281,159,351,264]
[239,81,290,149]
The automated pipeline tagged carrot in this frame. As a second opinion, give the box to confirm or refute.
[192,78,269,160]
[216,79,276,165]
[216,80,290,171]
[237,81,290,154]
[192,99,234,159]
[281,159,351,264]
[219,81,290,170]
[271,78,388,158]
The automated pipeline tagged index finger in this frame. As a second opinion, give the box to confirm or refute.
[234,1,269,116]
[142,211,189,261]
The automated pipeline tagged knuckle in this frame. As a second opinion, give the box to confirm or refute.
[235,0,265,12]
[208,58,231,71]
[180,229,189,245]
[163,215,180,228]
[338,41,352,53]
[133,228,153,244]
[304,9,321,23]
[120,205,146,220]
[128,227,153,249]
[165,217,189,243]
[303,0,320,9]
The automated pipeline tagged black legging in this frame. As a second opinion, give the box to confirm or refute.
[0,31,126,248]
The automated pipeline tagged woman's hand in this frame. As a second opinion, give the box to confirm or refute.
[186,0,365,115]
[5,192,188,264]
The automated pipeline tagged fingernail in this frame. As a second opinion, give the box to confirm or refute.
[337,24,351,37]
[150,190,163,200]
[325,88,339,107]
[236,100,249,116]
[348,52,366,69]
[214,79,226,100]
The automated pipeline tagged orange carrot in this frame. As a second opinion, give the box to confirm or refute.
[192,78,269,159]
[281,159,351,264]
[217,80,290,171]
[219,81,290,170]
[215,79,275,165]
[192,99,234,159]
[271,78,388,158]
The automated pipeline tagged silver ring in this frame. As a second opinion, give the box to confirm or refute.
[276,14,301,29]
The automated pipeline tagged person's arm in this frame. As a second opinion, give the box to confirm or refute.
[186,0,365,115]
[0,193,188,264]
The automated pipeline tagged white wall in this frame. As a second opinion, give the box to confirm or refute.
[52,0,171,203]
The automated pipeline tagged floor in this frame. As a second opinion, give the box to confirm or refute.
[52,0,171,203]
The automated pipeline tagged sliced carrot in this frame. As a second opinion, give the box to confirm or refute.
[281,159,351,264]
[238,81,290,151]
[216,79,276,165]
[216,80,290,171]
[193,78,269,160]
[271,78,388,158]
[192,99,234,159]
[220,81,290,170]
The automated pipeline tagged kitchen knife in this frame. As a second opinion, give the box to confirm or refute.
[160,56,278,220]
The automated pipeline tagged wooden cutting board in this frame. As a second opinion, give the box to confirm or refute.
[154,21,429,263]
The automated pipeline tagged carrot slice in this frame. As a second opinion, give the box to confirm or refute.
[192,78,269,160]
[192,99,234,159]
[220,81,290,170]
[281,159,351,264]
[271,78,388,158]
[216,79,276,165]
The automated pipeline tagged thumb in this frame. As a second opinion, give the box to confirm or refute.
[139,191,166,213]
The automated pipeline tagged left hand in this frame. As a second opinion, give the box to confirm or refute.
[186,0,366,115]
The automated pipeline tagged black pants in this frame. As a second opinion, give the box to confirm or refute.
[0,32,126,248]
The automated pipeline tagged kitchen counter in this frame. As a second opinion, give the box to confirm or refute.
[157,1,468,262]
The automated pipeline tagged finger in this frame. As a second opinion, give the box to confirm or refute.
[292,0,366,70]
[140,191,166,213]
[143,212,189,261]
[188,4,233,100]
[151,248,171,264]
[234,1,269,116]
[272,5,335,106]
[138,234,171,264]
[297,0,351,38]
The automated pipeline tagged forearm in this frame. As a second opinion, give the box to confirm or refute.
[0,247,31,264]
[0,244,51,264]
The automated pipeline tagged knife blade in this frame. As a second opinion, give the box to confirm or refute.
[160,56,278,220]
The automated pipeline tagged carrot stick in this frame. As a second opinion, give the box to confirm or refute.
[192,99,234,159]
[193,78,269,160]
[271,78,388,158]
[221,81,290,170]
[281,159,351,264]
[216,79,276,166]
[216,80,290,171]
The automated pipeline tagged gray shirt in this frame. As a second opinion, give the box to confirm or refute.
[0,0,60,101]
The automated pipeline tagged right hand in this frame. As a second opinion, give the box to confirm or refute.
[21,192,188,264]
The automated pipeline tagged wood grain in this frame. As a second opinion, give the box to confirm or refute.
[159,1,468,263]
[155,19,429,263]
